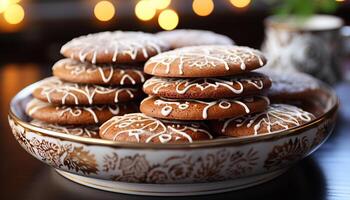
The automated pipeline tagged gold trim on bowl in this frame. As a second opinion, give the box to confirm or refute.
[9,80,338,149]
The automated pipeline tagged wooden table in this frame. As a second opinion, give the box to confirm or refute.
[1,63,349,200]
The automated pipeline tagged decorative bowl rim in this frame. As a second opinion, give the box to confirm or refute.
[9,80,338,149]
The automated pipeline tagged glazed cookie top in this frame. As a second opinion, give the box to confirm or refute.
[52,58,147,85]
[140,96,269,120]
[156,29,234,49]
[144,45,267,77]
[26,99,137,125]
[212,104,315,137]
[31,120,100,138]
[32,77,143,105]
[259,69,320,99]
[143,72,271,99]
[99,113,213,144]
[60,31,169,64]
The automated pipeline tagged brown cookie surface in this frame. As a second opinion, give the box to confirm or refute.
[52,58,147,86]
[26,99,137,125]
[143,72,271,99]
[144,45,267,77]
[31,120,100,138]
[211,104,315,137]
[156,29,234,49]
[140,96,269,120]
[60,31,169,64]
[32,77,143,105]
[99,113,213,143]
[259,69,321,101]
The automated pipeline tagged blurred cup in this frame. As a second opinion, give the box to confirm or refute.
[340,26,350,82]
[262,15,344,84]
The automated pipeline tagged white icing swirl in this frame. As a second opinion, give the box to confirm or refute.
[53,58,146,85]
[60,31,167,64]
[221,104,315,135]
[148,96,267,120]
[36,77,138,105]
[100,113,212,144]
[145,45,265,76]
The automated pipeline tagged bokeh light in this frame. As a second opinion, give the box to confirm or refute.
[3,3,24,25]
[135,0,156,21]
[0,0,10,13]
[150,0,171,10]
[94,1,115,22]
[158,9,179,30]
[10,0,21,3]
[192,0,214,17]
[229,0,251,8]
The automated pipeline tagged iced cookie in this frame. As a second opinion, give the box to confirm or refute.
[259,69,321,101]
[144,45,267,77]
[99,113,213,143]
[143,72,271,99]
[60,31,169,64]
[156,29,234,49]
[52,59,147,85]
[32,77,143,105]
[211,104,315,137]
[140,96,269,120]
[26,99,137,125]
[31,120,100,138]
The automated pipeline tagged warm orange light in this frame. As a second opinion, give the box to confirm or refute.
[94,1,115,22]
[229,0,251,8]
[192,0,214,17]
[158,9,179,30]
[150,0,171,10]
[4,3,24,25]
[135,0,156,21]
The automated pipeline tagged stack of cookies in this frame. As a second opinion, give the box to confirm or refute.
[140,45,271,120]
[26,31,168,138]
[99,45,274,143]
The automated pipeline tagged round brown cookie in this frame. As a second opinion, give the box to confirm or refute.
[32,77,143,105]
[211,104,315,137]
[144,45,267,78]
[26,99,137,125]
[156,29,234,49]
[258,69,321,101]
[99,113,213,144]
[52,58,147,86]
[60,31,169,64]
[30,120,100,138]
[140,96,269,120]
[143,72,271,99]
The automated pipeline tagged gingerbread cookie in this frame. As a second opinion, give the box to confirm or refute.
[140,96,269,120]
[31,120,100,138]
[32,77,143,105]
[211,104,315,137]
[143,72,271,99]
[156,29,234,49]
[259,69,321,101]
[52,59,147,86]
[26,99,137,125]
[99,113,213,143]
[144,45,267,77]
[60,31,169,64]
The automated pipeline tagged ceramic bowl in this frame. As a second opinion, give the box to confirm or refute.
[8,81,338,196]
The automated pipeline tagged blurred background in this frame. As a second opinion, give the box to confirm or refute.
[1,0,350,199]
[0,0,348,62]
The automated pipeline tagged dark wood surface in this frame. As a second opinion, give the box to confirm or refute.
[1,63,349,200]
